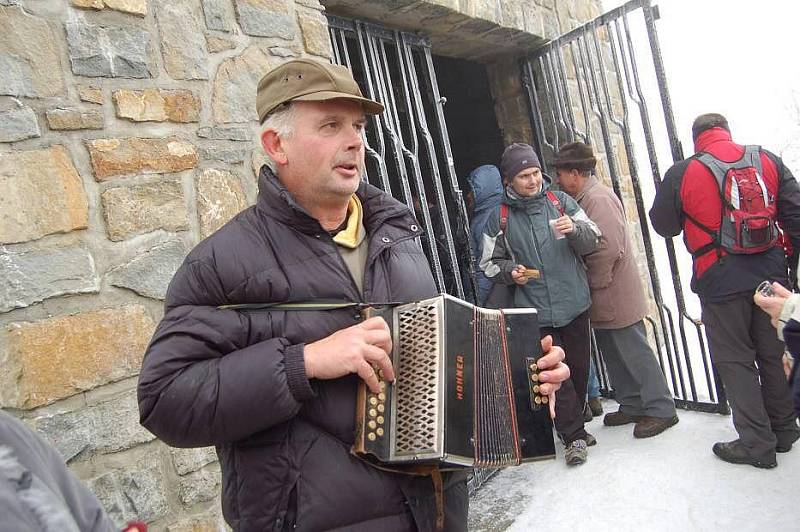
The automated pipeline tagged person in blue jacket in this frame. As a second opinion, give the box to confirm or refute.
[466,165,504,305]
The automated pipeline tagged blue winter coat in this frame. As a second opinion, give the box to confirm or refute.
[467,165,503,305]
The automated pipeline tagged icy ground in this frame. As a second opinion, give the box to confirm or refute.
[468,398,798,531]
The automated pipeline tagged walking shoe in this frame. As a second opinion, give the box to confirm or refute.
[583,404,593,423]
[584,432,597,447]
[712,440,777,469]
[633,415,679,439]
[603,410,642,427]
[774,426,800,453]
[564,439,588,466]
[588,397,603,417]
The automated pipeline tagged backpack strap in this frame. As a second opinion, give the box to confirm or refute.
[545,190,566,216]
[497,203,518,264]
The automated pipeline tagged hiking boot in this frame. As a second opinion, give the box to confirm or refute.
[588,397,603,417]
[603,410,642,427]
[584,432,597,447]
[712,440,777,469]
[583,404,593,423]
[564,439,588,466]
[633,415,679,438]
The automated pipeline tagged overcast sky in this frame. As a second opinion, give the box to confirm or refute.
[603,0,800,170]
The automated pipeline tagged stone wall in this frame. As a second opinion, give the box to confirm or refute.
[0,0,602,529]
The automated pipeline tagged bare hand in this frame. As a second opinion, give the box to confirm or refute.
[553,215,574,235]
[537,334,570,419]
[753,283,792,329]
[754,282,792,329]
[304,317,394,393]
[510,264,529,285]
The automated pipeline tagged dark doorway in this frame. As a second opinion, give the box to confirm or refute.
[432,55,505,186]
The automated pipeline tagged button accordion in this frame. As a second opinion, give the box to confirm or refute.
[353,294,555,468]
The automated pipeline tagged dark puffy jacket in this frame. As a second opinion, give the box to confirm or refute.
[138,168,468,532]
[649,128,800,301]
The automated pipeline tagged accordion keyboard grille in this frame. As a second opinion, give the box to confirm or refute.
[394,302,440,455]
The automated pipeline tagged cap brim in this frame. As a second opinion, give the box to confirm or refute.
[292,90,384,115]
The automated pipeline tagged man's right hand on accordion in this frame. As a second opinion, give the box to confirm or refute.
[303,316,395,394]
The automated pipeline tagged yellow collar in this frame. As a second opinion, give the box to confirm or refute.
[332,195,364,249]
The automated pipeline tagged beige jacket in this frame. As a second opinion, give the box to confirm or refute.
[575,177,648,329]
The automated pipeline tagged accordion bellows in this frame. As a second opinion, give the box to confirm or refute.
[354,294,556,468]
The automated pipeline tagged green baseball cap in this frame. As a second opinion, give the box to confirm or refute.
[257,58,384,123]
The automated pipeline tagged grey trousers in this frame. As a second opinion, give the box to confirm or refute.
[594,320,676,419]
[701,296,797,458]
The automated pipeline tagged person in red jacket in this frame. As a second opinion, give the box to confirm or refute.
[650,113,800,469]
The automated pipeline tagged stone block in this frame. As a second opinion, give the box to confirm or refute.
[294,0,323,10]
[107,240,187,299]
[171,446,218,476]
[196,168,248,238]
[46,108,105,130]
[88,451,169,526]
[1,245,99,313]
[78,85,104,104]
[212,46,275,123]
[71,0,147,15]
[298,8,331,58]
[0,99,40,142]
[0,305,155,409]
[202,0,235,32]
[86,137,198,181]
[156,0,209,80]
[113,89,201,123]
[65,20,152,78]
[234,0,295,39]
[0,145,88,244]
[101,181,189,241]
[468,0,502,25]
[30,391,154,462]
[0,6,64,97]
[178,466,220,506]
[103,0,147,15]
[199,146,250,165]
[206,33,236,52]
[267,46,297,58]
[71,0,105,8]
[196,126,251,142]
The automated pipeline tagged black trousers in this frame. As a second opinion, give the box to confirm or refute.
[542,310,591,443]
[702,295,798,458]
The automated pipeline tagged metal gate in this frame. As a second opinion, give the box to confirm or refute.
[327,16,476,303]
[523,0,727,413]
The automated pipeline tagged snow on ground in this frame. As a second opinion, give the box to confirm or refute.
[468,399,799,531]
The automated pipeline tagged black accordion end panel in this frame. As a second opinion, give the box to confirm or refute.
[353,295,555,469]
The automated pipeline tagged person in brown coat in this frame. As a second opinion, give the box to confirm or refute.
[554,141,678,438]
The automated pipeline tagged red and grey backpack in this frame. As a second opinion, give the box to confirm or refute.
[686,145,779,257]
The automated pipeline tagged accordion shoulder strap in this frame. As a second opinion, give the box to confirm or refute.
[217,300,402,311]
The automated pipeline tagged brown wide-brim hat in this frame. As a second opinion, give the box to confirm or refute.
[257,58,384,122]
[552,141,597,172]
